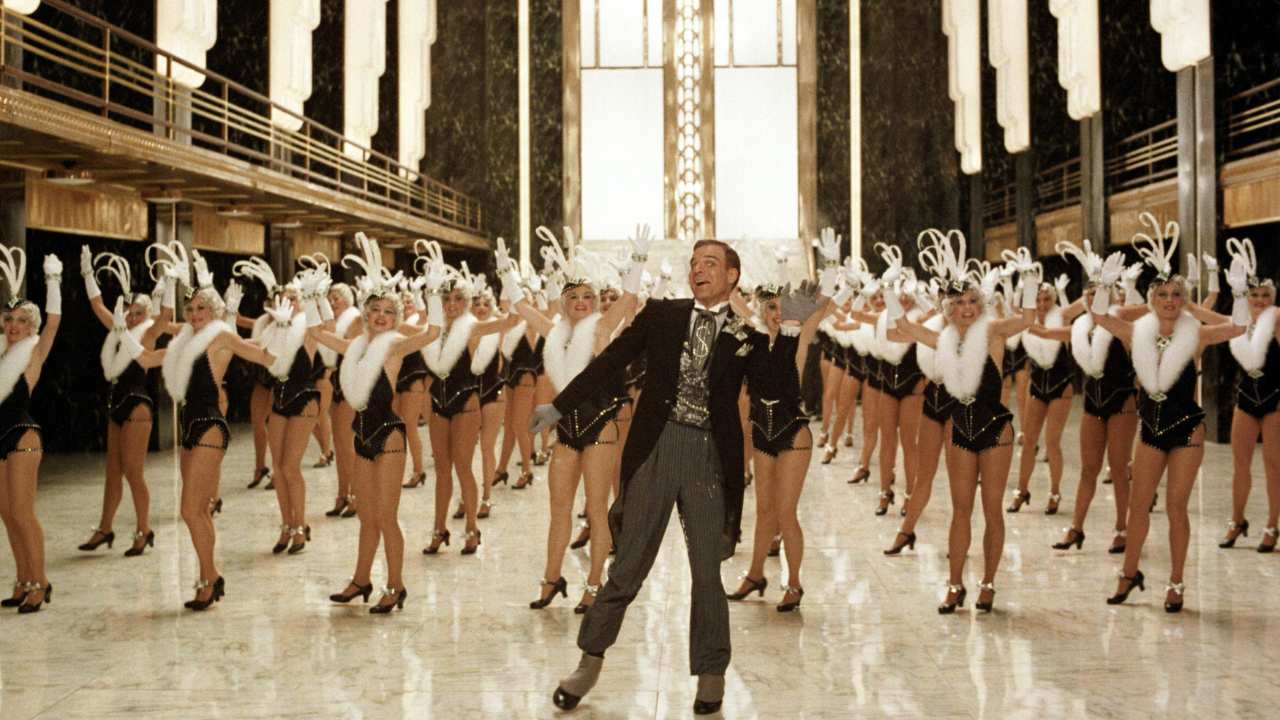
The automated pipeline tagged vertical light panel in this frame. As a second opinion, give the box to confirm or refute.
[599,0,645,66]
[1150,0,1210,72]
[580,0,596,67]
[714,68,798,239]
[398,0,436,171]
[672,0,710,241]
[519,0,531,269]
[582,70,665,240]
[270,0,321,131]
[731,0,779,66]
[942,0,982,174]
[850,0,861,257]
[343,0,388,159]
[1049,0,1101,119]
[155,0,218,89]
[988,0,1029,152]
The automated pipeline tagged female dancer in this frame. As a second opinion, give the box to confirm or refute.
[1096,218,1245,612]
[397,281,432,489]
[304,256,337,471]
[322,282,363,519]
[728,254,844,611]
[418,248,512,556]
[1041,242,1139,554]
[77,248,165,557]
[819,307,857,464]
[234,276,276,491]
[843,281,882,485]
[234,259,327,555]
[0,250,61,613]
[892,245,1037,614]
[455,277,505,520]
[321,236,443,613]
[1206,239,1279,552]
[513,230,639,612]
[1008,268,1079,515]
[496,271,544,490]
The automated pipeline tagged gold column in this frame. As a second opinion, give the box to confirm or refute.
[665,0,716,241]
[562,0,582,237]
[796,0,817,242]
[699,0,715,239]
[663,0,677,240]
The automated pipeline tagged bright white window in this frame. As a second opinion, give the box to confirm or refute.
[714,67,798,239]
[581,69,664,241]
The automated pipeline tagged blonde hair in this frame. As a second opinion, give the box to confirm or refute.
[186,287,226,319]
[363,293,404,326]
[5,301,41,334]
[329,282,355,307]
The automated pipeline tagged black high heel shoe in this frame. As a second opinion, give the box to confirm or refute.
[530,577,568,609]
[247,467,270,489]
[1108,530,1127,554]
[1,581,28,608]
[272,524,291,555]
[78,527,115,551]
[875,490,895,516]
[312,450,335,468]
[883,531,916,555]
[461,530,482,555]
[767,534,782,557]
[848,466,870,484]
[1045,493,1061,515]
[513,471,535,489]
[370,587,407,614]
[777,585,804,612]
[1106,569,1145,605]
[185,578,219,611]
[124,530,155,557]
[1164,581,1185,613]
[478,499,492,519]
[492,471,509,487]
[1052,527,1085,550]
[726,574,767,600]
[340,494,358,519]
[574,584,600,614]
[1219,519,1249,548]
[402,472,426,489]
[330,581,374,604]
[1006,489,1030,513]
[569,522,591,550]
[17,582,51,614]
[325,496,348,517]
[937,584,967,614]
[452,502,466,520]
[287,525,310,555]
[974,582,996,612]
[422,529,451,555]
[210,498,223,516]
[1259,527,1278,553]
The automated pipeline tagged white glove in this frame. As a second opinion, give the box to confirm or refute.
[427,291,445,327]
[527,270,543,295]
[267,297,294,328]
[529,404,562,435]
[111,296,128,334]
[500,268,524,305]
[819,267,840,298]
[813,228,841,268]
[1226,255,1249,296]
[1206,266,1220,295]
[621,224,652,295]
[494,237,514,274]
[43,254,63,315]
[1232,294,1251,326]
[545,273,563,299]
[882,287,904,322]
[223,280,243,316]
[878,245,903,286]
[1054,274,1070,306]
[1019,267,1040,310]
[831,279,854,307]
[410,277,427,311]
[319,294,334,322]
[81,246,101,300]
[1185,253,1200,289]
[161,275,176,311]
[302,298,322,328]
[1090,285,1111,315]
[192,250,214,290]
[1120,263,1144,305]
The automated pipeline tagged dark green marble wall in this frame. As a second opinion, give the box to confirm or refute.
[485,0,519,245]
[816,0,851,251]
[371,0,400,160]
[529,0,564,255]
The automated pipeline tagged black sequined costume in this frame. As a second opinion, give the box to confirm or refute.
[429,348,480,419]
[747,331,811,457]
[476,346,504,406]
[395,349,430,393]
[179,353,229,451]
[270,347,322,417]
[1138,362,1204,452]
[556,375,625,452]
[1082,337,1136,421]
[0,376,41,458]
[949,358,1014,454]
[878,346,924,400]
[922,380,956,425]
[107,361,154,426]
[353,371,406,460]
[1002,338,1027,377]
[1028,345,1074,402]
[504,335,543,388]
[1236,339,1280,420]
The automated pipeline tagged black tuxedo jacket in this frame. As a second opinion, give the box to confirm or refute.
[552,298,765,557]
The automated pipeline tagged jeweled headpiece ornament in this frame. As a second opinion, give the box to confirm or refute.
[1056,238,1103,284]
[94,251,139,304]
[343,232,398,303]
[145,239,193,299]
[916,228,971,295]
[1226,236,1275,291]
[1133,211,1179,282]
[537,225,596,292]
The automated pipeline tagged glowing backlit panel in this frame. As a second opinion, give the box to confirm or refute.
[988,0,1029,153]
[4,0,41,15]
[269,0,321,131]
[1150,0,1210,72]
[398,0,437,171]
[343,0,388,159]
[155,0,218,89]
[1049,0,1101,119]
[714,67,798,240]
[580,69,664,242]
[942,0,982,173]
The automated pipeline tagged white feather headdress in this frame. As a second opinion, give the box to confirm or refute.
[94,252,142,303]
[0,243,26,309]
[232,256,281,295]
[1133,212,1179,281]
[1225,236,1274,290]
[1057,239,1103,284]
[343,232,398,304]
[916,228,970,294]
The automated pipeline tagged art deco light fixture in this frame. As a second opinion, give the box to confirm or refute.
[270,0,321,131]
[1049,0,1101,119]
[155,0,218,90]
[1150,0,1210,72]
[343,0,389,160]
[942,0,982,174]
[988,0,1030,153]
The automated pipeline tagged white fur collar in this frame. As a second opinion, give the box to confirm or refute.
[850,323,874,354]
[1230,306,1277,373]
[319,306,361,368]
[1131,311,1200,394]
[0,335,39,404]
[1005,330,1021,349]
[424,313,476,378]
[544,313,602,393]
[916,314,946,382]
[876,311,912,364]
[101,319,153,381]
[339,331,400,411]
[250,314,270,341]
[1070,311,1114,378]
[162,320,228,402]
[501,320,529,359]
[267,314,308,380]
[1022,307,1063,369]
[471,333,501,374]
[937,316,990,400]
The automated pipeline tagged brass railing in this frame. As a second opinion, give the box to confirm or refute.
[1104,119,1177,193]
[982,177,1016,226]
[0,0,483,234]
[1036,157,1081,212]
[1226,76,1280,160]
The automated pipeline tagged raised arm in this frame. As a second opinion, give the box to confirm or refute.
[1201,321,1246,348]
[219,329,275,368]
[308,326,354,355]
[894,313,940,349]
[1186,302,1228,325]
[1091,310,1133,345]
[512,297,557,336]
[393,325,444,357]
[552,302,652,415]
[1027,323,1072,342]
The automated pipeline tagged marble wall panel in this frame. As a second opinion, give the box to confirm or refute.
[485,0,520,245]
[1099,0,1175,145]
[424,1,488,202]
[815,0,851,247]
[529,0,564,257]
[371,0,399,160]
[306,0,345,139]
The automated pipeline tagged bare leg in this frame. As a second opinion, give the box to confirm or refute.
[374,431,408,594]
[449,398,483,539]
[832,372,859,449]
[331,401,357,512]
[579,428,621,605]
[1065,411,1106,537]
[1261,412,1280,534]
[945,442,979,587]
[267,414,294,547]
[479,398,505,502]
[0,460,31,598]
[976,431,1015,589]
[395,383,427,480]
[1015,369,1030,438]
[1228,407,1259,529]
[542,445,583,588]
[1042,392,1073,500]
[896,416,945,538]
[774,435,812,594]
[857,386,879,471]
[499,380,536,480]
[1014,397,1049,500]
[312,375,334,459]
[120,406,153,543]
[427,412,454,536]
[180,428,225,593]
[281,403,320,535]
[743,451,778,582]
[250,384,271,477]
[1118,441,1169,590]
[95,421,124,536]
[898,390,924,499]
[1164,431,1204,588]
[5,431,47,600]
[819,359,837,439]
[1105,398,1138,537]
[348,455,380,586]
[877,392,901,504]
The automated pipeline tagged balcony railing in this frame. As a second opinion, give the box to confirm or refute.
[1226,76,1280,160]
[0,0,482,235]
[1036,157,1081,212]
[982,177,1016,226]
[1104,119,1178,193]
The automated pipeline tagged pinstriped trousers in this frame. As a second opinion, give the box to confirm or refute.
[577,422,730,675]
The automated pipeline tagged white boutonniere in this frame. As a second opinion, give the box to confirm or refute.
[723,315,750,342]
[734,343,752,358]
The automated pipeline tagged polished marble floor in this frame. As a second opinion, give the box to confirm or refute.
[2,400,1278,719]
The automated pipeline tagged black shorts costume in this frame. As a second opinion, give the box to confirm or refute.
[179,353,229,451]
[1003,339,1028,377]
[477,348,504,406]
[1138,362,1203,453]
[922,380,956,425]
[747,330,811,457]
[353,371,406,460]
[1028,345,1074,402]
[396,349,430,393]
[504,335,543,388]
[0,376,41,458]
[555,381,624,452]
[878,346,924,400]
[950,358,1014,454]
[107,361,154,426]
[331,354,346,405]
[1235,339,1280,420]
[271,347,322,417]
[429,348,480,419]
[864,355,883,391]
[1082,337,1136,421]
